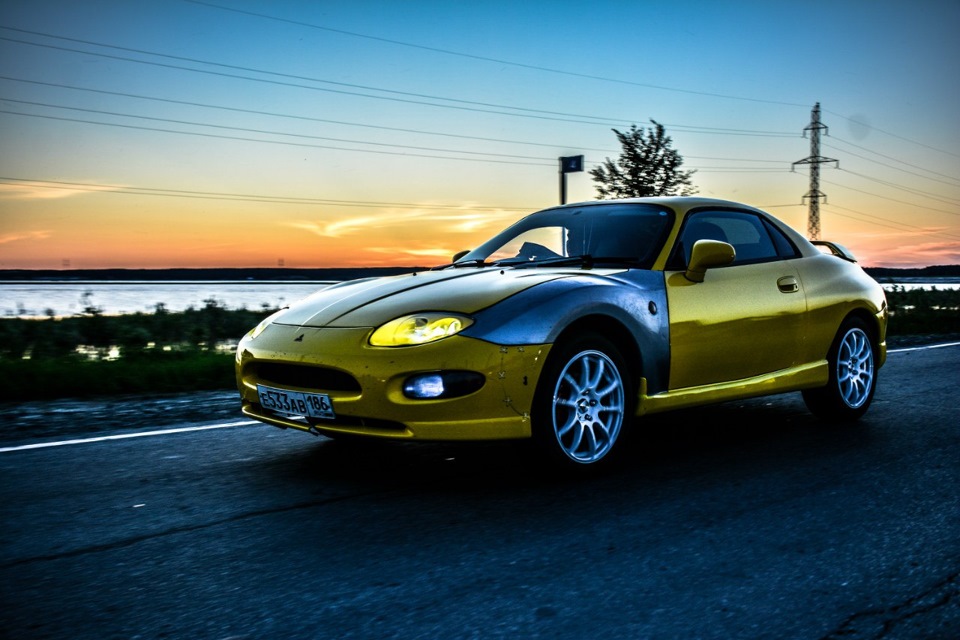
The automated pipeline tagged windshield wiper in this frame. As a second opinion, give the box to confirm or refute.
[506,255,594,268]
[430,258,489,270]
[510,255,642,269]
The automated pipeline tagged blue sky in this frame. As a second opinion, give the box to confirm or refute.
[1,0,958,268]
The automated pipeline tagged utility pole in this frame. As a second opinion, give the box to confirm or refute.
[793,103,838,240]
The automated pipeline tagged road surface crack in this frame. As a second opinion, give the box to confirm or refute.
[0,488,393,569]
[820,569,960,639]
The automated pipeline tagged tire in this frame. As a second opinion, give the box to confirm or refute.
[802,317,878,422]
[532,332,633,470]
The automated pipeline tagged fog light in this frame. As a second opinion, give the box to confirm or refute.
[403,371,485,399]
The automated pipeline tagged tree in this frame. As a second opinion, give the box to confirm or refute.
[590,120,697,199]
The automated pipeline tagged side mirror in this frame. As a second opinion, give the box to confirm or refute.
[685,240,735,283]
[451,250,470,263]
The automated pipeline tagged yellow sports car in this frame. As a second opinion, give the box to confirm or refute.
[236,197,887,468]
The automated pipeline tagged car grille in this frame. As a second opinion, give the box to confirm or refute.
[254,362,362,393]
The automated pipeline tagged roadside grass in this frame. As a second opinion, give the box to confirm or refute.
[0,351,236,401]
[0,288,957,401]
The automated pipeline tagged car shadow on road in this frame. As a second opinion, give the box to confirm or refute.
[224,393,885,565]
[255,392,879,498]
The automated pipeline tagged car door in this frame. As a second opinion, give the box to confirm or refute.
[664,210,808,390]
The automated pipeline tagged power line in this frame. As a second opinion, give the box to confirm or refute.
[0,97,554,162]
[0,28,798,137]
[0,28,619,126]
[822,177,959,217]
[0,98,799,175]
[1,26,952,238]
[176,3,956,165]
[185,0,811,110]
[13,176,943,242]
[0,35,607,128]
[0,176,540,210]
[825,137,960,187]
[0,75,610,151]
[837,168,960,210]
[0,109,557,166]
[0,76,800,161]
[822,109,960,160]
[823,203,960,241]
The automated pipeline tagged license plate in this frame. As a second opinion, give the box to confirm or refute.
[257,385,335,420]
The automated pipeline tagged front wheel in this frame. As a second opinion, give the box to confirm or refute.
[802,317,878,422]
[532,332,633,470]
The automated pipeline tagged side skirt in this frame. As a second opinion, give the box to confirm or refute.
[636,361,828,416]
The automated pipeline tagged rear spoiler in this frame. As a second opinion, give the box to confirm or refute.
[812,240,858,263]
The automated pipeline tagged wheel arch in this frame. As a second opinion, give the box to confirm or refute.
[551,314,644,385]
[530,319,638,468]
[802,307,882,421]
[840,307,884,353]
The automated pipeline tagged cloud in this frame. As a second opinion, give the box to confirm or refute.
[0,181,119,200]
[284,205,522,239]
[898,240,960,261]
[0,230,53,245]
[445,212,508,234]
[855,227,952,239]
[366,247,454,258]
[864,239,960,268]
[285,214,421,238]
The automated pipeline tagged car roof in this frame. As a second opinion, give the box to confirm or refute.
[555,196,767,215]
[550,196,822,266]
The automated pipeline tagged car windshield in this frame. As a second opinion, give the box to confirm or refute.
[455,203,674,269]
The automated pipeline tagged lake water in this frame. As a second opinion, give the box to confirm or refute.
[1,278,957,318]
[1,281,336,318]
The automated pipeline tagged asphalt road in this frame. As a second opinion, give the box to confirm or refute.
[1,343,958,640]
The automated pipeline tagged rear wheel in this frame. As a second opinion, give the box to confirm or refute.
[532,332,633,470]
[802,317,878,422]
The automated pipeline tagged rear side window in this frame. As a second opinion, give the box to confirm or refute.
[762,217,801,259]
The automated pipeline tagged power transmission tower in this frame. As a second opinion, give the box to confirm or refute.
[793,102,838,240]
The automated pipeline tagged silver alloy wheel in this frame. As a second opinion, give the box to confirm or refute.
[836,326,875,409]
[551,349,626,464]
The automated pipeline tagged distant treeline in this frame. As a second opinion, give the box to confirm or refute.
[2,264,959,282]
[865,264,960,280]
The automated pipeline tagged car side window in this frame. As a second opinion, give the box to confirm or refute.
[669,211,781,268]
[762,217,801,259]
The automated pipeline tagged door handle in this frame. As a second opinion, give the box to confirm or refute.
[778,276,799,293]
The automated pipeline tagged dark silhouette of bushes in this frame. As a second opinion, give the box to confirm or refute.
[0,300,275,400]
[884,286,960,335]
[0,289,956,401]
[0,300,273,361]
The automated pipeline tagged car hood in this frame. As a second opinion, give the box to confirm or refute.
[272,267,619,328]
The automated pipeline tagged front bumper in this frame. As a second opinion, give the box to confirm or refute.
[236,323,551,441]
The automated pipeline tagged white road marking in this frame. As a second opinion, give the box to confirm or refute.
[0,420,258,453]
[889,341,960,353]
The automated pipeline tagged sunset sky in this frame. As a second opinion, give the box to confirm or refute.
[1,0,958,270]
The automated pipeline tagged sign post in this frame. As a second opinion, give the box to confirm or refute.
[559,155,584,204]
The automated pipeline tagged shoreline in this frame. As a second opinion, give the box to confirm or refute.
[1,264,958,282]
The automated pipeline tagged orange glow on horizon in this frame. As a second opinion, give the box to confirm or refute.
[3,187,958,270]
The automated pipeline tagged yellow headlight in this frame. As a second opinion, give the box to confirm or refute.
[369,313,474,347]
